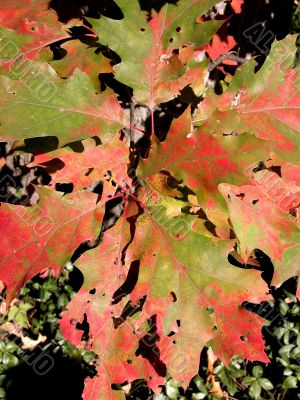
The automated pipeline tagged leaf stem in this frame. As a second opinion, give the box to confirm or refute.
[208,53,248,72]
[128,192,182,268]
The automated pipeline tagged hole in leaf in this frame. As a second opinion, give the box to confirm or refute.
[253,161,266,173]
[111,381,128,391]
[66,140,85,153]
[36,158,65,177]
[169,291,177,302]
[176,26,181,32]
[85,168,94,177]
[113,296,146,328]
[268,165,282,177]
[89,181,103,196]
[55,183,74,193]
[76,313,90,341]
[135,315,167,376]
[112,260,140,304]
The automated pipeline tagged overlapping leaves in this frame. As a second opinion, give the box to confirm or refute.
[90,0,223,107]
[0,1,299,399]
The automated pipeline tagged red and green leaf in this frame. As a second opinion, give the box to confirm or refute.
[195,37,300,161]
[0,1,298,399]
[90,0,223,110]
[0,62,124,145]
[61,180,270,397]
[0,0,80,65]
[0,188,103,302]
[30,136,129,193]
[49,40,112,88]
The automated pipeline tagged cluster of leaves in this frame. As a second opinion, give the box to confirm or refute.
[4,264,75,335]
[0,271,298,400]
[144,277,300,400]
[0,264,97,399]
[0,0,299,398]
[291,3,300,34]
